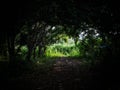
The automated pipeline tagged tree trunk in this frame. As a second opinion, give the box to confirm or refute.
[33,47,36,59]
[38,45,43,57]
[7,35,15,63]
[26,46,32,61]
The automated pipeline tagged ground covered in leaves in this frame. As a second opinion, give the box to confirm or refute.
[0,57,119,90]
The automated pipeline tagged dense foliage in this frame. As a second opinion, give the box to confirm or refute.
[0,0,119,61]
[0,1,120,90]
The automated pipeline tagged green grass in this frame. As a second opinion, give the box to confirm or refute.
[19,41,81,59]
[45,43,80,57]
[0,55,8,61]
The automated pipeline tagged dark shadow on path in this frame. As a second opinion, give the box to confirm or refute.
[1,57,119,90]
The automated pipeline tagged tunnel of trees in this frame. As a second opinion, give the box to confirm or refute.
[0,0,120,90]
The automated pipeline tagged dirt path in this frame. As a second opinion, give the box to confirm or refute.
[1,57,96,90]
[49,57,91,90]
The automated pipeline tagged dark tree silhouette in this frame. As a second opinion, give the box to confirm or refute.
[1,0,120,67]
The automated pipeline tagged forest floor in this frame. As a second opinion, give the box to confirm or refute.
[0,57,118,90]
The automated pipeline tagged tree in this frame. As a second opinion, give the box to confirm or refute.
[1,0,120,63]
